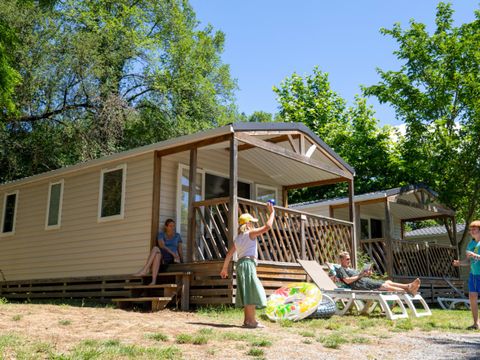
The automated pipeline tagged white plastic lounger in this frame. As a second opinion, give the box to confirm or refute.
[400,293,432,317]
[298,260,431,320]
[437,297,480,310]
[298,260,409,320]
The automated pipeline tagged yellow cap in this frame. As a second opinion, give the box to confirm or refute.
[238,213,258,226]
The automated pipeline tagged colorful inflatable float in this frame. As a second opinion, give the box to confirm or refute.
[265,282,322,321]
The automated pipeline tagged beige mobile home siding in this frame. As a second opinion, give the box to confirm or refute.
[0,153,154,281]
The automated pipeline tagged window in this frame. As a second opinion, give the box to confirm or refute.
[98,164,126,221]
[1,191,18,235]
[360,218,384,239]
[360,219,369,240]
[205,173,251,200]
[370,219,383,238]
[46,180,64,229]
[177,165,203,238]
[255,184,278,203]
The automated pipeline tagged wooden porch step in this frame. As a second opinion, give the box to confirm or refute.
[124,284,178,290]
[112,296,173,311]
[132,271,192,278]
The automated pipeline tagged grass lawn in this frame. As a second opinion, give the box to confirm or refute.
[0,298,477,360]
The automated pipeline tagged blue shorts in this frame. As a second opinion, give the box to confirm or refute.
[468,273,480,293]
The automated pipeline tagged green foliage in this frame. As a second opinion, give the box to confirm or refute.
[246,347,264,357]
[317,332,347,349]
[363,2,480,247]
[0,19,21,115]
[175,332,208,345]
[274,67,401,203]
[0,0,237,183]
[146,332,169,342]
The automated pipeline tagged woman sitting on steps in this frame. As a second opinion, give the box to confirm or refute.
[134,219,183,285]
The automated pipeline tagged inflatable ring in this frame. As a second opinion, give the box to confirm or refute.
[265,282,322,321]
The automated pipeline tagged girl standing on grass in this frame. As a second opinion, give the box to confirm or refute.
[220,202,275,328]
[453,220,480,330]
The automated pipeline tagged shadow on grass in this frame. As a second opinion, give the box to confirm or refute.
[187,321,244,328]
[5,298,114,309]
[427,336,480,360]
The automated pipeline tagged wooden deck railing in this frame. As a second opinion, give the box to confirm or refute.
[391,239,459,278]
[192,197,354,264]
[360,238,459,278]
[360,238,387,275]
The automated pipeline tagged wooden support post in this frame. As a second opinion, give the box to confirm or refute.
[151,153,161,248]
[348,179,357,267]
[355,202,361,256]
[186,148,197,263]
[282,187,288,208]
[384,198,394,277]
[452,216,459,277]
[228,135,238,248]
[180,274,190,311]
[300,214,307,260]
[426,242,431,277]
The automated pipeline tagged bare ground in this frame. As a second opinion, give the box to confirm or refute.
[0,303,479,360]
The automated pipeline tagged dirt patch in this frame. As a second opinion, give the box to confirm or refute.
[0,303,479,359]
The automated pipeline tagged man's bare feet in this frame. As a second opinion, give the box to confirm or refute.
[407,283,417,296]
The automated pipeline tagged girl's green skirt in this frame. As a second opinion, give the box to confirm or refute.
[235,258,267,308]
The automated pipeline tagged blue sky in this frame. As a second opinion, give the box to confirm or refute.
[190,1,478,126]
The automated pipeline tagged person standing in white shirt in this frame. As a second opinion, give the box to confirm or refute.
[220,202,275,328]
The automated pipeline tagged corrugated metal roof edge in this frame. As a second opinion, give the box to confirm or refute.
[405,223,466,237]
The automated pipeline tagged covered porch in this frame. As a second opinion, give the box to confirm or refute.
[152,123,357,267]
[324,185,460,301]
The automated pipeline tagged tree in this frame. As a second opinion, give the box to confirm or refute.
[363,2,480,248]
[273,67,400,203]
[0,19,21,115]
[0,0,237,182]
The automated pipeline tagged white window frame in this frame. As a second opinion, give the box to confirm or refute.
[45,179,64,230]
[1,190,19,236]
[98,164,127,222]
[255,184,278,203]
[175,164,254,230]
[176,163,206,234]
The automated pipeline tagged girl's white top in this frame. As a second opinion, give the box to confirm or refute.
[234,232,257,259]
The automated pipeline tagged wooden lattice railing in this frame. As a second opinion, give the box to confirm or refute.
[192,197,354,264]
[360,238,387,275]
[361,238,459,278]
[391,239,459,278]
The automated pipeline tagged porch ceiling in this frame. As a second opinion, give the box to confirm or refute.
[389,202,441,219]
[239,147,343,186]
[334,201,449,221]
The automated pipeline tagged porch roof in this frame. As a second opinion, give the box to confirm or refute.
[292,184,455,219]
[0,122,355,190]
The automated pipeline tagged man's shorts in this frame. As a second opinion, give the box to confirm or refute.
[468,273,480,293]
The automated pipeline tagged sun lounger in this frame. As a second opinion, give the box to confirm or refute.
[298,260,431,320]
[437,277,477,310]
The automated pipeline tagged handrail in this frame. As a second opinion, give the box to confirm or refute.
[191,196,353,264]
[192,197,230,207]
[237,197,354,226]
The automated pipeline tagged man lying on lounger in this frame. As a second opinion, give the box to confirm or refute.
[334,251,421,295]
